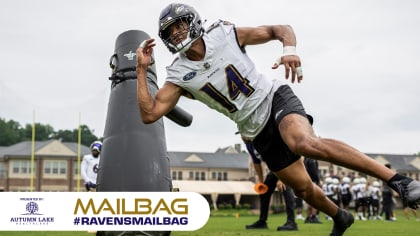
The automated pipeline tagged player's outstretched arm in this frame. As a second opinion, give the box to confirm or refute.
[136,39,183,124]
[236,25,303,83]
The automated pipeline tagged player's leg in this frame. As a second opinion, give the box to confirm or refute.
[279,113,393,180]
[277,186,298,231]
[279,113,420,209]
[261,172,277,220]
[412,209,419,221]
[246,173,276,229]
[295,197,304,220]
[274,159,337,217]
[274,159,353,236]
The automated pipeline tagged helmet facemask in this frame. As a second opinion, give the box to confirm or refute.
[161,17,202,54]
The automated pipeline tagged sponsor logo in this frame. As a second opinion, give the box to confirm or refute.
[183,71,196,81]
[9,197,55,225]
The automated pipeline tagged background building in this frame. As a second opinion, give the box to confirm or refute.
[0,140,90,192]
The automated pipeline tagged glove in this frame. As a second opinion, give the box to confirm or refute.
[85,181,96,191]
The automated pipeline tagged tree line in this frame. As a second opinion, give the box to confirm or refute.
[0,117,100,147]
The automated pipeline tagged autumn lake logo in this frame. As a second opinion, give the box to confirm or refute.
[9,197,55,225]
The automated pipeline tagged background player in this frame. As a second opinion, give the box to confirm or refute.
[81,141,102,191]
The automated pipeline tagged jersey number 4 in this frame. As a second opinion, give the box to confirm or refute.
[200,64,255,113]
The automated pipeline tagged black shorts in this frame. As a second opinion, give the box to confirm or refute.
[341,194,352,206]
[252,85,307,172]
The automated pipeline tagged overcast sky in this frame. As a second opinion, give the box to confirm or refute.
[1,0,419,154]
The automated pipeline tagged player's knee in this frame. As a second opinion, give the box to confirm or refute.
[293,181,315,199]
[294,188,313,200]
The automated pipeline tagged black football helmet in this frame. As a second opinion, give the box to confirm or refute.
[158,3,204,54]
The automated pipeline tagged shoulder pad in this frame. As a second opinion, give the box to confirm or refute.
[206,20,234,33]
[206,20,222,33]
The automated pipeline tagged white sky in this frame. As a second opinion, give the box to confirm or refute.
[1,0,419,154]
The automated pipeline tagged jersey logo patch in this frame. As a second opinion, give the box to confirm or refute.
[183,71,197,81]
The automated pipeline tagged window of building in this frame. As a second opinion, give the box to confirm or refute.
[188,171,206,181]
[172,171,183,180]
[44,160,67,178]
[52,161,59,174]
[74,161,79,175]
[0,162,7,178]
[172,171,184,180]
[211,171,228,181]
[200,172,205,180]
[10,160,35,177]
[72,161,82,180]
[217,172,222,181]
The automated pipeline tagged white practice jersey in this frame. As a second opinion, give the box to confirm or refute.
[358,183,367,198]
[340,183,351,195]
[81,154,100,184]
[351,184,361,199]
[323,183,333,196]
[369,186,380,200]
[166,20,282,138]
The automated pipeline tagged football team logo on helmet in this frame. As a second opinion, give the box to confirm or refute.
[175,5,185,14]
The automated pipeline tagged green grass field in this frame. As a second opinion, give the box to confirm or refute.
[1,210,418,236]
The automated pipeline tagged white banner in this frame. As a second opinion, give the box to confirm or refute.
[0,192,210,231]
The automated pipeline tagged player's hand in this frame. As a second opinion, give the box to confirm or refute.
[272,55,303,83]
[85,181,96,191]
[276,180,286,192]
[136,38,156,69]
